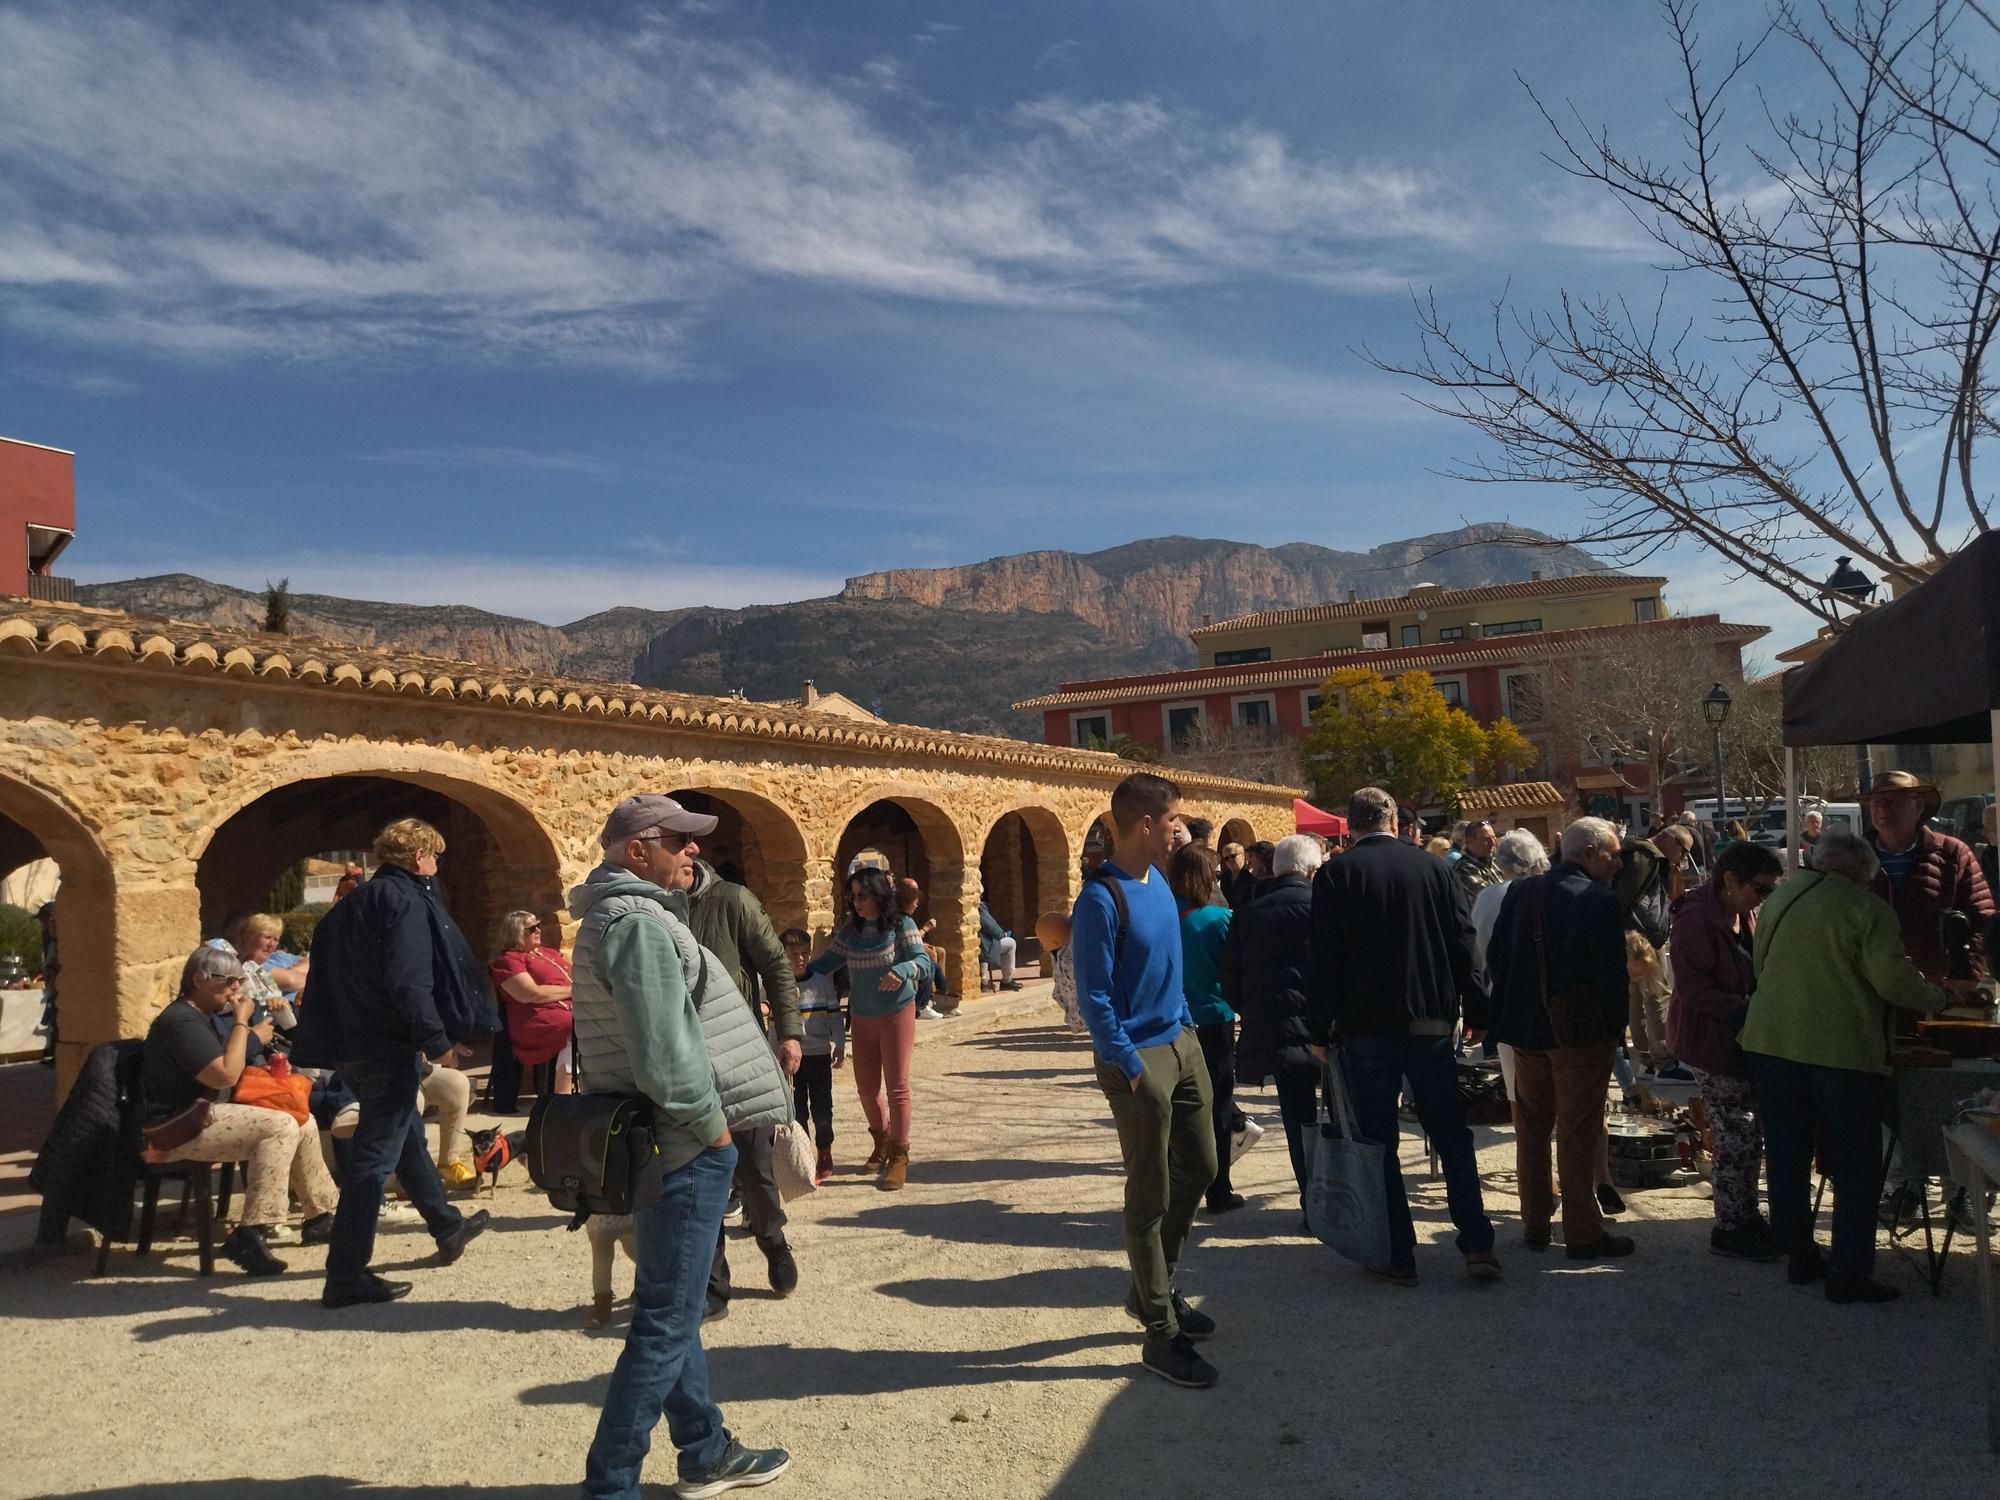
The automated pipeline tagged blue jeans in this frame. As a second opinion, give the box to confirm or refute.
[584,1142,739,1497]
[325,1052,463,1284]
[1338,1033,1494,1266]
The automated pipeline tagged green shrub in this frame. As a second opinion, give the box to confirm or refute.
[281,903,333,954]
[267,860,307,914]
[0,904,43,975]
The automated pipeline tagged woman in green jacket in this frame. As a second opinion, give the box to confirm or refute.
[1741,828,1951,1303]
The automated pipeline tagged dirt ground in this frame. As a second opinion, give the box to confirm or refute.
[6,1001,1994,1499]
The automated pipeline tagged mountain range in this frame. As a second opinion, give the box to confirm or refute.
[78,523,1602,737]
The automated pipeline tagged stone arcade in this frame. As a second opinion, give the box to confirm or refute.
[0,602,1295,1090]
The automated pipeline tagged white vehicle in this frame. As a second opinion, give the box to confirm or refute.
[1747,801,1861,847]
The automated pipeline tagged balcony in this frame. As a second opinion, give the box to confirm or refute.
[26,575,75,604]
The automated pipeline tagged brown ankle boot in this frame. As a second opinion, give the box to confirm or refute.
[862,1128,890,1172]
[881,1143,909,1191]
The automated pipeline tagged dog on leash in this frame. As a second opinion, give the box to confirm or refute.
[583,1213,640,1328]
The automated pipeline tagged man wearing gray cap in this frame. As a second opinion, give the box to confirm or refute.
[574,794,790,1499]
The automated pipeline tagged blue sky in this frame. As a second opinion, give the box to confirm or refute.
[0,0,1817,648]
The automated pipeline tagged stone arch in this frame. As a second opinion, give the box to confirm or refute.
[977,806,1070,974]
[192,758,565,967]
[0,771,117,1087]
[1219,816,1258,849]
[666,782,811,936]
[830,789,971,995]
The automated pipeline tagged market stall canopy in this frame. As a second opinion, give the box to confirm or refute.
[1783,530,2000,747]
[1293,798,1348,836]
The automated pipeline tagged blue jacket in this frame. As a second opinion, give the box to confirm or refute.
[293,863,495,1067]
[1178,902,1234,1026]
[1073,861,1189,1081]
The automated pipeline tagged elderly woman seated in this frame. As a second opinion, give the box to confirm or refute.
[1741,827,1960,1304]
[141,946,341,1275]
[206,913,303,1036]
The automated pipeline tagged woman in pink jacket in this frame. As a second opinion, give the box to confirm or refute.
[1667,840,1784,1263]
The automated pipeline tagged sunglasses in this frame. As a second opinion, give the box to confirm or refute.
[1750,881,1778,896]
[637,831,695,851]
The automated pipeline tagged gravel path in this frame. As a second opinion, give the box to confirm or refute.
[6,1007,1992,1499]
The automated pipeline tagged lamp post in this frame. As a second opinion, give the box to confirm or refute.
[1703,682,1733,834]
[1820,556,1879,795]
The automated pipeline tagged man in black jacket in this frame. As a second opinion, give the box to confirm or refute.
[1221,833,1322,1219]
[294,818,490,1308]
[1308,787,1497,1284]
[1486,816,1633,1260]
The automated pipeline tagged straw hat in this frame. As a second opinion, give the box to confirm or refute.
[1864,768,1941,817]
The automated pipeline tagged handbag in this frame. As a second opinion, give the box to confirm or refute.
[1300,1052,1392,1269]
[231,1065,312,1124]
[142,1098,213,1153]
[770,1118,819,1201]
[1531,875,1615,1049]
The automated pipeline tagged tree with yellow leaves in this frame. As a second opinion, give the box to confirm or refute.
[1300,667,1537,813]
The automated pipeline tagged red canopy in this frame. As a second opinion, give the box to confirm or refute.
[1293,798,1347,836]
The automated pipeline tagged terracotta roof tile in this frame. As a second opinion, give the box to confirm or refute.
[1188,571,1668,638]
[0,600,1294,798]
[1460,780,1566,811]
[1014,614,1768,709]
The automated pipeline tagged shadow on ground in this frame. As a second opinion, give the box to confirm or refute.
[57,1485,574,1499]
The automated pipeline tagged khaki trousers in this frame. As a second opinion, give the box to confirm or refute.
[419,1064,472,1167]
[159,1101,340,1227]
[1510,1042,1617,1246]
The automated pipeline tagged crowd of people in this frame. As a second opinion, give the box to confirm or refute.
[31,755,1993,1494]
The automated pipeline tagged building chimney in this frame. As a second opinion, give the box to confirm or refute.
[801,678,818,707]
[1530,570,1542,581]
[1466,621,1484,640]
[1201,613,1212,626]
[1346,589,1357,604]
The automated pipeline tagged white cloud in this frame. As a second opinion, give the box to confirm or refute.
[72,550,845,626]
[0,5,1485,370]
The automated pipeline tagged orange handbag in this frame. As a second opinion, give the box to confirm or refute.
[232,1064,312,1124]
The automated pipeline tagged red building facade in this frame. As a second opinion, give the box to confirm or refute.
[0,437,76,600]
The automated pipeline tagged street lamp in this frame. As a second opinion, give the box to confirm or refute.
[1703,682,1733,833]
[1820,557,1879,795]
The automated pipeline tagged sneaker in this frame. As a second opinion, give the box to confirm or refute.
[1826,1276,1901,1305]
[221,1225,287,1276]
[1564,1234,1636,1261]
[763,1242,799,1298]
[675,1436,792,1498]
[1595,1183,1627,1216]
[1367,1264,1421,1288]
[1710,1221,1779,1262]
[1464,1249,1502,1282]
[1521,1227,1552,1251]
[1651,1065,1696,1083]
[261,1222,301,1247]
[300,1212,335,1246]
[1228,1118,1265,1164]
[998,979,1024,992]
[1124,1286,1216,1341]
[723,1193,746,1226]
[378,1202,424,1227]
[1140,1333,1218,1389]
[915,1005,944,1020]
[702,1293,729,1324]
[1204,1191,1246,1215]
[438,1161,477,1189]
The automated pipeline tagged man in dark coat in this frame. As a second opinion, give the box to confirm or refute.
[1487,816,1633,1260]
[294,817,490,1308]
[1220,834,1321,1219]
[1308,787,1497,1284]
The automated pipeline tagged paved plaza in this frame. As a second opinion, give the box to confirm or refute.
[6,997,1993,1499]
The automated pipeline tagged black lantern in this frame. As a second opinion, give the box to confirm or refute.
[1822,556,1877,616]
[1702,682,1733,727]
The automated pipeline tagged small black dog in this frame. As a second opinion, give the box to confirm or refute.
[467,1126,527,1196]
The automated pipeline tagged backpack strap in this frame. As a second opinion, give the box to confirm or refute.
[1087,867,1130,963]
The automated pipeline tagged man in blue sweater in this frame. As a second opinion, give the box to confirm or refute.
[1074,771,1220,1388]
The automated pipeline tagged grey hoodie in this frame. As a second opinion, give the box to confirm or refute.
[567,862,725,1175]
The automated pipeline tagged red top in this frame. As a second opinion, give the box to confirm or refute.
[490,945,574,1065]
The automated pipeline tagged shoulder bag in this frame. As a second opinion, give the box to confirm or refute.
[141,1098,213,1154]
[1531,874,1616,1050]
[1300,1051,1392,1269]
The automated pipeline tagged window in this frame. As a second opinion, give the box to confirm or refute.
[1359,622,1390,650]
[1892,743,1939,774]
[1435,679,1464,708]
[1437,626,1464,642]
[1503,672,1545,723]
[1302,691,1324,719]
[1165,704,1203,747]
[1213,646,1272,667]
[1633,597,1659,622]
[1484,618,1543,637]
[1400,624,1422,647]
[1071,713,1109,748]
[1234,696,1274,729]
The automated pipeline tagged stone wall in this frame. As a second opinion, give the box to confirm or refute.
[0,614,1295,1092]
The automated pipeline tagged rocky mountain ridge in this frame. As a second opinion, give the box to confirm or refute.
[77,524,1602,735]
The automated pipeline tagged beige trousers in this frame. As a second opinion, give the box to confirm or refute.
[419,1065,471,1167]
[159,1101,339,1227]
